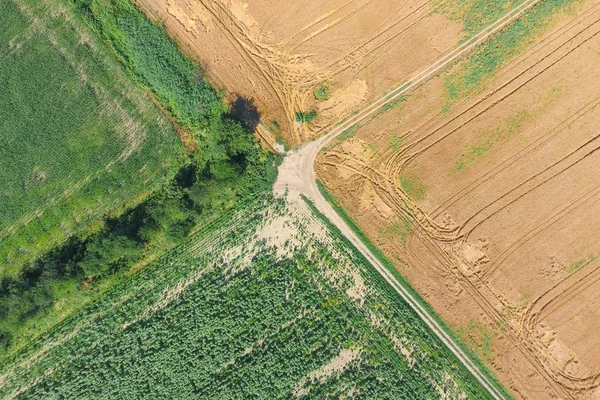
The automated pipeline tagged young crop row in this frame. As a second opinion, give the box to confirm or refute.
[0,196,493,399]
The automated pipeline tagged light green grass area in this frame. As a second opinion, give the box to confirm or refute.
[389,136,405,152]
[381,95,407,112]
[399,174,427,200]
[443,0,580,110]
[0,196,496,399]
[435,0,526,38]
[382,217,414,244]
[568,251,600,273]
[0,0,183,274]
[453,110,530,173]
[458,320,498,364]
[337,124,360,141]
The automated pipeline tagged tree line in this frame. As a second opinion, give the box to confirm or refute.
[0,0,278,349]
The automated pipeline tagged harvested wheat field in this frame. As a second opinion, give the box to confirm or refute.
[137,0,530,145]
[317,0,600,398]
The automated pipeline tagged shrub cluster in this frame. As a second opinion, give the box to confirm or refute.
[0,0,277,344]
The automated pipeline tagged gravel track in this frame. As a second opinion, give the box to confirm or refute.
[273,2,546,397]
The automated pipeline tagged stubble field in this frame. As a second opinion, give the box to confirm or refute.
[316,0,600,398]
[137,0,528,145]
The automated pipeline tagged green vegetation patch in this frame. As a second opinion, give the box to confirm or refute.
[0,197,495,399]
[295,110,318,123]
[458,320,498,364]
[399,174,427,200]
[443,0,580,109]
[568,251,600,273]
[453,111,530,173]
[389,136,405,152]
[337,124,360,141]
[0,0,183,273]
[435,0,526,38]
[382,217,414,244]
[314,85,330,100]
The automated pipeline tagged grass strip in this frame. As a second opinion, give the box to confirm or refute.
[312,181,513,399]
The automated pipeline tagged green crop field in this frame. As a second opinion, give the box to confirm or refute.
[0,0,276,355]
[0,196,494,399]
[0,0,183,274]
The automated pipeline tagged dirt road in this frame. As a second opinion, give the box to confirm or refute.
[273,1,546,397]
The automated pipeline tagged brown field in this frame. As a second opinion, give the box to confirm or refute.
[138,0,468,145]
[317,0,600,398]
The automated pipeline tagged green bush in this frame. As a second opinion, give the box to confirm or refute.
[314,85,330,100]
[79,236,142,277]
[295,110,317,123]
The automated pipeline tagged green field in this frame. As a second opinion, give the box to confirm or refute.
[0,0,183,274]
[0,0,276,354]
[0,196,493,399]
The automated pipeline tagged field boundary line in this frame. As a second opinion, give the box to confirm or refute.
[302,183,511,399]
[271,0,552,397]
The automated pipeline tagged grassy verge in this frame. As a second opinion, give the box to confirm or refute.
[337,124,360,141]
[312,181,513,399]
[381,95,407,112]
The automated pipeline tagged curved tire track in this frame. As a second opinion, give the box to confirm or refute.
[271,1,547,397]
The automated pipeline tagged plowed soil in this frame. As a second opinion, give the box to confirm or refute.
[317,1,600,398]
[138,0,464,145]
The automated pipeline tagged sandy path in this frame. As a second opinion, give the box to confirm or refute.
[273,1,545,397]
